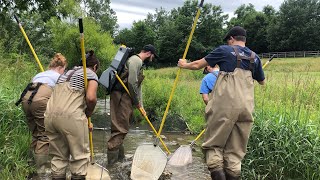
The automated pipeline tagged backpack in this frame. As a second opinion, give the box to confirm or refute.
[99,46,135,95]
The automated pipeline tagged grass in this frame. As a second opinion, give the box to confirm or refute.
[0,56,36,179]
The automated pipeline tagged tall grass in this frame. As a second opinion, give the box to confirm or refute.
[143,57,320,179]
[0,56,36,179]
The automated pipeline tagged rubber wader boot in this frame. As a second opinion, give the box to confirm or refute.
[226,172,240,180]
[71,175,86,180]
[210,169,226,180]
[118,144,125,161]
[107,149,119,165]
[34,153,51,179]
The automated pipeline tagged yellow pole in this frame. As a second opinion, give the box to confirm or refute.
[114,71,171,154]
[157,0,205,141]
[79,18,94,162]
[14,15,44,72]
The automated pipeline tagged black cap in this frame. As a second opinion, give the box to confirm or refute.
[223,26,247,41]
[143,44,159,58]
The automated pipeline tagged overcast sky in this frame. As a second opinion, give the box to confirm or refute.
[110,0,284,29]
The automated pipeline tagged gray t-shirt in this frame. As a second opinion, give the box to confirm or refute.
[57,66,98,90]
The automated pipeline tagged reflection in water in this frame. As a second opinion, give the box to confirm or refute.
[92,129,210,180]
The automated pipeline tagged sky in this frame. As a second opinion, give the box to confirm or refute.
[110,0,284,29]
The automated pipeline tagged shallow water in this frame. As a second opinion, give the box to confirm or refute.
[92,128,211,180]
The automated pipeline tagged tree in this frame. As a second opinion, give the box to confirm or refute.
[267,0,320,51]
[82,0,118,36]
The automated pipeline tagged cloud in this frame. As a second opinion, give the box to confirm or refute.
[111,0,284,29]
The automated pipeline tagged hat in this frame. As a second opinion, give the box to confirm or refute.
[223,26,247,41]
[143,44,159,58]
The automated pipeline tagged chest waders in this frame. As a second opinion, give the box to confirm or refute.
[202,46,255,178]
[107,60,144,165]
[44,68,90,179]
[17,83,53,176]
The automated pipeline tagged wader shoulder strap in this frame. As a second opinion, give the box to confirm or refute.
[66,67,82,82]
[27,83,42,104]
[232,46,242,68]
[249,51,255,71]
[15,83,33,106]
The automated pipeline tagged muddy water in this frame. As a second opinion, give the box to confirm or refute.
[91,99,211,180]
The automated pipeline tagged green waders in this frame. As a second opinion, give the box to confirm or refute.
[202,46,255,179]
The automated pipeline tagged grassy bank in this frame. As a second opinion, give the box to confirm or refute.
[0,56,37,179]
[143,57,320,179]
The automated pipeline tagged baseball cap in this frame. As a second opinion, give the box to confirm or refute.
[223,26,247,41]
[143,44,159,58]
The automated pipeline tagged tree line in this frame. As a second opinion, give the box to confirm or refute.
[1,0,320,67]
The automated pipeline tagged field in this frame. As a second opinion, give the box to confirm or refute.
[0,56,319,179]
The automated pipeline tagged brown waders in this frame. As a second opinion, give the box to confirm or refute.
[45,72,89,179]
[203,46,255,179]
[107,90,132,164]
[21,83,52,177]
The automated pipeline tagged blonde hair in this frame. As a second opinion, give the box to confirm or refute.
[48,53,67,69]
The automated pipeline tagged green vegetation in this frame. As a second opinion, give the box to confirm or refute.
[0,56,37,179]
[143,57,320,179]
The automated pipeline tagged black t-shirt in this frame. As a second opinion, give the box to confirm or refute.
[204,45,265,82]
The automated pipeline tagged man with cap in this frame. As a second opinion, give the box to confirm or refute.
[107,44,158,165]
[177,26,265,179]
[200,64,219,105]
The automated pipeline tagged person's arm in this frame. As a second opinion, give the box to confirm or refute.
[202,94,209,105]
[178,58,208,70]
[85,80,98,117]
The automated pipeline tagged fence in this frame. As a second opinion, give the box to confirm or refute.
[259,51,320,59]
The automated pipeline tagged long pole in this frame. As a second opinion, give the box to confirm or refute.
[14,15,44,72]
[156,0,205,144]
[79,18,94,163]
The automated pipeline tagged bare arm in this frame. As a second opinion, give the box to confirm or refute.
[178,58,208,70]
[202,94,209,105]
[85,80,98,117]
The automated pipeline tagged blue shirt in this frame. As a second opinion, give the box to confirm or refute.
[200,71,219,94]
[204,45,265,82]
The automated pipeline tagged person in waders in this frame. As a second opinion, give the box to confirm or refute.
[16,53,67,178]
[178,26,265,180]
[107,44,158,165]
[44,50,99,180]
[200,64,219,105]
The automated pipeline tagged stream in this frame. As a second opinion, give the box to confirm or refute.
[91,99,211,180]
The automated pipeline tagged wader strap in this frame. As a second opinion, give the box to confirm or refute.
[249,52,255,77]
[232,46,242,68]
[27,83,43,104]
[15,83,33,106]
[66,67,82,82]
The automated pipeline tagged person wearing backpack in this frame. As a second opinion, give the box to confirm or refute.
[200,64,219,105]
[178,26,265,180]
[17,53,67,178]
[107,44,158,165]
